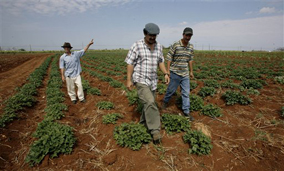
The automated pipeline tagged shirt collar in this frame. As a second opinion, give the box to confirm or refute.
[179,39,190,48]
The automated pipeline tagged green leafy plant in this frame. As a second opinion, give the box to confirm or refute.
[274,76,284,84]
[44,103,68,121]
[183,130,213,155]
[102,113,124,124]
[246,88,260,95]
[190,94,204,112]
[157,83,167,94]
[161,114,191,134]
[190,81,198,90]
[97,101,114,110]
[221,80,240,89]
[204,79,220,88]
[110,80,123,88]
[88,87,101,95]
[113,122,152,150]
[25,120,76,166]
[222,90,252,105]
[240,79,265,89]
[201,104,222,118]
[198,86,216,98]
[126,89,138,105]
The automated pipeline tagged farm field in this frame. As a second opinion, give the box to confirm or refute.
[0,50,284,171]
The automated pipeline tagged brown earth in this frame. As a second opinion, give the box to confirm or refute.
[0,53,284,171]
[0,53,53,104]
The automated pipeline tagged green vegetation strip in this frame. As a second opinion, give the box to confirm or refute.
[25,55,76,166]
[0,55,52,127]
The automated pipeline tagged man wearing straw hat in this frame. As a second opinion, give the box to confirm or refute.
[60,39,93,104]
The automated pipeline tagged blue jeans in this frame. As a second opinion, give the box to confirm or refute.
[163,71,190,114]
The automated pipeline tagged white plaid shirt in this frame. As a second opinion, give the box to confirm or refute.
[125,39,164,90]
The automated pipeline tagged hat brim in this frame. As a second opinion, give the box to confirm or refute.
[61,46,73,49]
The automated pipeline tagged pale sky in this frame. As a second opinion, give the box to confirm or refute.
[0,0,283,51]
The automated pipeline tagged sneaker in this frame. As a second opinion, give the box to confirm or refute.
[72,100,77,104]
[161,102,168,110]
[152,132,162,144]
[184,113,195,121]
[80,99,86,103]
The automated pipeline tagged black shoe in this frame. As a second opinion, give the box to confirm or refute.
[152,132,162,144]
[72,100,77,104]
[80,99,86,103]
[184,113,195,121]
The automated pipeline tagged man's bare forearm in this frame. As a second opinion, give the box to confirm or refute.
[167,61,171,73]
[127,65,134,81]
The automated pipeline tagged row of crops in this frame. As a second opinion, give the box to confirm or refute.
[25,56,76,166]
[0,55,52,127]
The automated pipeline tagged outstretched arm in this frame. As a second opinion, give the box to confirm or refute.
[84,39,94,52]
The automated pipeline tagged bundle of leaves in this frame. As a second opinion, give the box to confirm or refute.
[221,80,240,89]
[110,80,123,88]
[25,120,76,166]
[222,90,252,105]
[201,104,222,118]
[88,87,101,95]
[82,79,91,91]
[204,79,220,88]
[102,113,124,124]
[161,114,191,134]
[274,76,284,84]
[246,88,260,96]
[183,130,213,155]
[194,71,209,79]
[240,79,265,89]
[136,101,144,114]
[190,81,198,90]
[231,68,260,79]
[100,76,113,82]
[198,86,216,98]
[44,103,68,121]
[126,89,138,105]
[113,123,152,150]
[97,101,114,110]
[157,83,167,94]
[190,94,204,112]
[81,78,101,95]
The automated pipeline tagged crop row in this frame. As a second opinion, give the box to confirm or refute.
[25,56,76,166]
[0,56,52,127]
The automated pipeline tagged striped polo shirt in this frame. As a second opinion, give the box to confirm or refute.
[167,40,194,77]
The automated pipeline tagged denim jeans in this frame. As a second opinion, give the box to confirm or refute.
[163,71,190,114]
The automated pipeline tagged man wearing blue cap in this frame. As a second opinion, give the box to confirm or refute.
[162,27,195,121]
[125,23,170,144]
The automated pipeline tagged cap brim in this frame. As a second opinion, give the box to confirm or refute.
[184,32,193,35]
[61,46,73,48]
